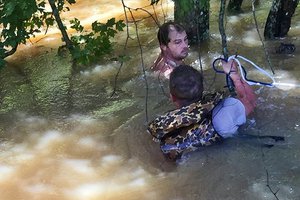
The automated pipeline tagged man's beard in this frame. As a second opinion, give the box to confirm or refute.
[180,48,189,58]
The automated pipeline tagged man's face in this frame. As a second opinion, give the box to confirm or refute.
[162,28,189,61]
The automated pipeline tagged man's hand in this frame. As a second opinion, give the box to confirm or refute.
[221,59,238,74]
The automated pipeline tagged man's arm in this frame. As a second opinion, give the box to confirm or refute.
[222,60,257,115]
[150,53,175,79]
[151,53,164,71]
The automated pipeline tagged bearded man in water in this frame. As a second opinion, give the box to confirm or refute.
[151,21,189,79]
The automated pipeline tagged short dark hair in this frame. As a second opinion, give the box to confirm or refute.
[169,65,203,106]
[157,21,186,46]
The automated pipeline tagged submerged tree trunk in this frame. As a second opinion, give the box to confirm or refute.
[227,0,244,13]
[264,0,299,40]
[174,0,209,44]
[227,0,260,13]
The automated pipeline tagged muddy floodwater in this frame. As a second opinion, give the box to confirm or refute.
[1,0,300,200]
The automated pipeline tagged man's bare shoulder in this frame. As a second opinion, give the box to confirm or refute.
[151,53,164,71]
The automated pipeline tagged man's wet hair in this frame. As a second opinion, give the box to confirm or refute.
[157,21,186,46]
[169,65,203,106]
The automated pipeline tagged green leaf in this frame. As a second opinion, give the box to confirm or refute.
[116,20,126,31]
[38,1,46,8]
[45,17,55,26]
[70,18,84,32]
[106,18,116,27]
[67,0,76,4]
[4,2,16,16]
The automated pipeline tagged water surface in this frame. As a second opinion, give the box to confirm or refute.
[1,0,300,200]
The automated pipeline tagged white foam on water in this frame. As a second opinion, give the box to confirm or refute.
[6,143,26,153]
[0,165,16,181]
[250,182,274,199]
[1,143,35,165]
[129,166,146,177]
[23,183,53,194]
[80,63,118,77]
[62,159,94,175]
[63,182,107,199]
[250,181,297,200]
[63,176,149,199]
[68,114,96,124]
[77,136,98,147]
[227,15,240,24]
[60,156,154,199]
[101,154,122,164]
[14,152,35,163]
[242,30,261,46]
[23,116,47,124]
[128,177,146,187]
[273,70,300,91]
[35,130,63,150]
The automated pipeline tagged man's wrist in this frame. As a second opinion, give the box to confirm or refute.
[229,74,244,85]
[229,73,240,80]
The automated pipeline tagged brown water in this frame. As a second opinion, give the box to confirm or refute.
[1,1,300,200]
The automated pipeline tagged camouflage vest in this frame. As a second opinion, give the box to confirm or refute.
[147,92,224,160]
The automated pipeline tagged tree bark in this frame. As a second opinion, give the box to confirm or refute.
[48,0,73,50]
[264,0,299,40]
[174,0,209,44]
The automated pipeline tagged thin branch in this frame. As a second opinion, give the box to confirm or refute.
[251,0,275,74]
[135,7,159,26]
[126,15,154,23]
[219,0,229,60]
[157,71,171,98]
[111,0,171,99]
[160,0,167,23]
[110,1,132,98]
[118,1,149,122]
[128,9,149,122]
[151,4,160,25]
[257,128,281,200]
[111,2,162,98]
[194,0,203,74]
[265,169,280,200]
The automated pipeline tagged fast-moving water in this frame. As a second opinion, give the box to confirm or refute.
[1,0,300,199]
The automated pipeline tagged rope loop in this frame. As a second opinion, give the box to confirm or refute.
[227,55,275,87]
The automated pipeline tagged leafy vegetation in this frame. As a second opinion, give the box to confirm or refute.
[0,0,50,65]
[69,17,126,65]
[0,0,125,68]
